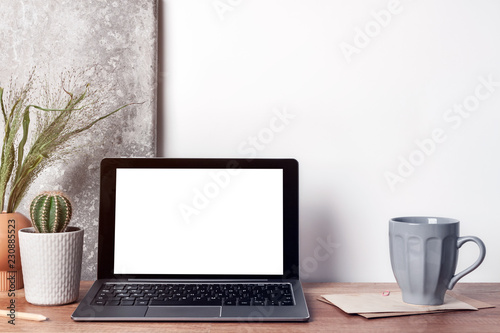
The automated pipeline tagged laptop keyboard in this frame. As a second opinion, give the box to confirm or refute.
[91,283,294,306]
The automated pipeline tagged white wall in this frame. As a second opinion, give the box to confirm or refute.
[158,0,500,282]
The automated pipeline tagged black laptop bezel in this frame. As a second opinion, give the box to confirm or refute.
[97,158,299,281]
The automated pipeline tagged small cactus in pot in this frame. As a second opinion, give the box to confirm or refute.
[19,191,83,305]
[30,192,72,233]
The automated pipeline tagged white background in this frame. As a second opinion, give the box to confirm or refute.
[114,169,283,275]
[158,0,500,282]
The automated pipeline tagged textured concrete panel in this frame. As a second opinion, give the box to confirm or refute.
[0,0,157,280]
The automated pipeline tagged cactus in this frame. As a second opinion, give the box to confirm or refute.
[30,192,72,233]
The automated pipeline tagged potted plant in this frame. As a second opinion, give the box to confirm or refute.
[0,72,133,290]
[19,192,83,305]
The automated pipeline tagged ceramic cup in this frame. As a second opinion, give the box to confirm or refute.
[389,216,486,305]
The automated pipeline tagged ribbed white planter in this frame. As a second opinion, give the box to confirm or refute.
[19,227,84,305]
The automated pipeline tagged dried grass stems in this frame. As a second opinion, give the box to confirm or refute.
[0,70,137,213]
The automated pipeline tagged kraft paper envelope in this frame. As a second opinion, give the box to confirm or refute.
[320,291,478,314]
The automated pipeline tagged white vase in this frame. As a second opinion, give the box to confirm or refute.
[18,227,84,305]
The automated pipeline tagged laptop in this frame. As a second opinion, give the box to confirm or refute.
[72,158,309,321]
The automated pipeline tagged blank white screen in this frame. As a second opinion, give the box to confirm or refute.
[113,168,283,275]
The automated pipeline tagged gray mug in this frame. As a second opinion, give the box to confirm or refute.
[389,216,486,305]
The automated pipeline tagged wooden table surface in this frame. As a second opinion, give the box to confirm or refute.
[1,282,499,332]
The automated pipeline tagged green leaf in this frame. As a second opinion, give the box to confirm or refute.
[0,87,6,124]
[63,102,140,140]
[16,106,31,180]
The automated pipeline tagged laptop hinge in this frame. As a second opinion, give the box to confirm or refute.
[127,278,275,282]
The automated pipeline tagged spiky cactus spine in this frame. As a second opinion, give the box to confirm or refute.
[30,192,72,233]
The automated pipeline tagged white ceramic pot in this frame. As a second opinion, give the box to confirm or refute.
[18,226,84,305]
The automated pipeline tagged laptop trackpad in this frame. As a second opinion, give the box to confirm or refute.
[146,306,222,318]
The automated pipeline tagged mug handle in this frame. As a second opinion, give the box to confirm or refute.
[447,236,486,290]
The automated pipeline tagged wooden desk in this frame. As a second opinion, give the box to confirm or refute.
[1,282,499,332]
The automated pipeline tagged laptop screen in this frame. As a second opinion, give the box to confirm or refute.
[97,158,299,280]
[113,168,284,275]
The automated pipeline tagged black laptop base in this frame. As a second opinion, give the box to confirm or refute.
[72,279,309,322]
